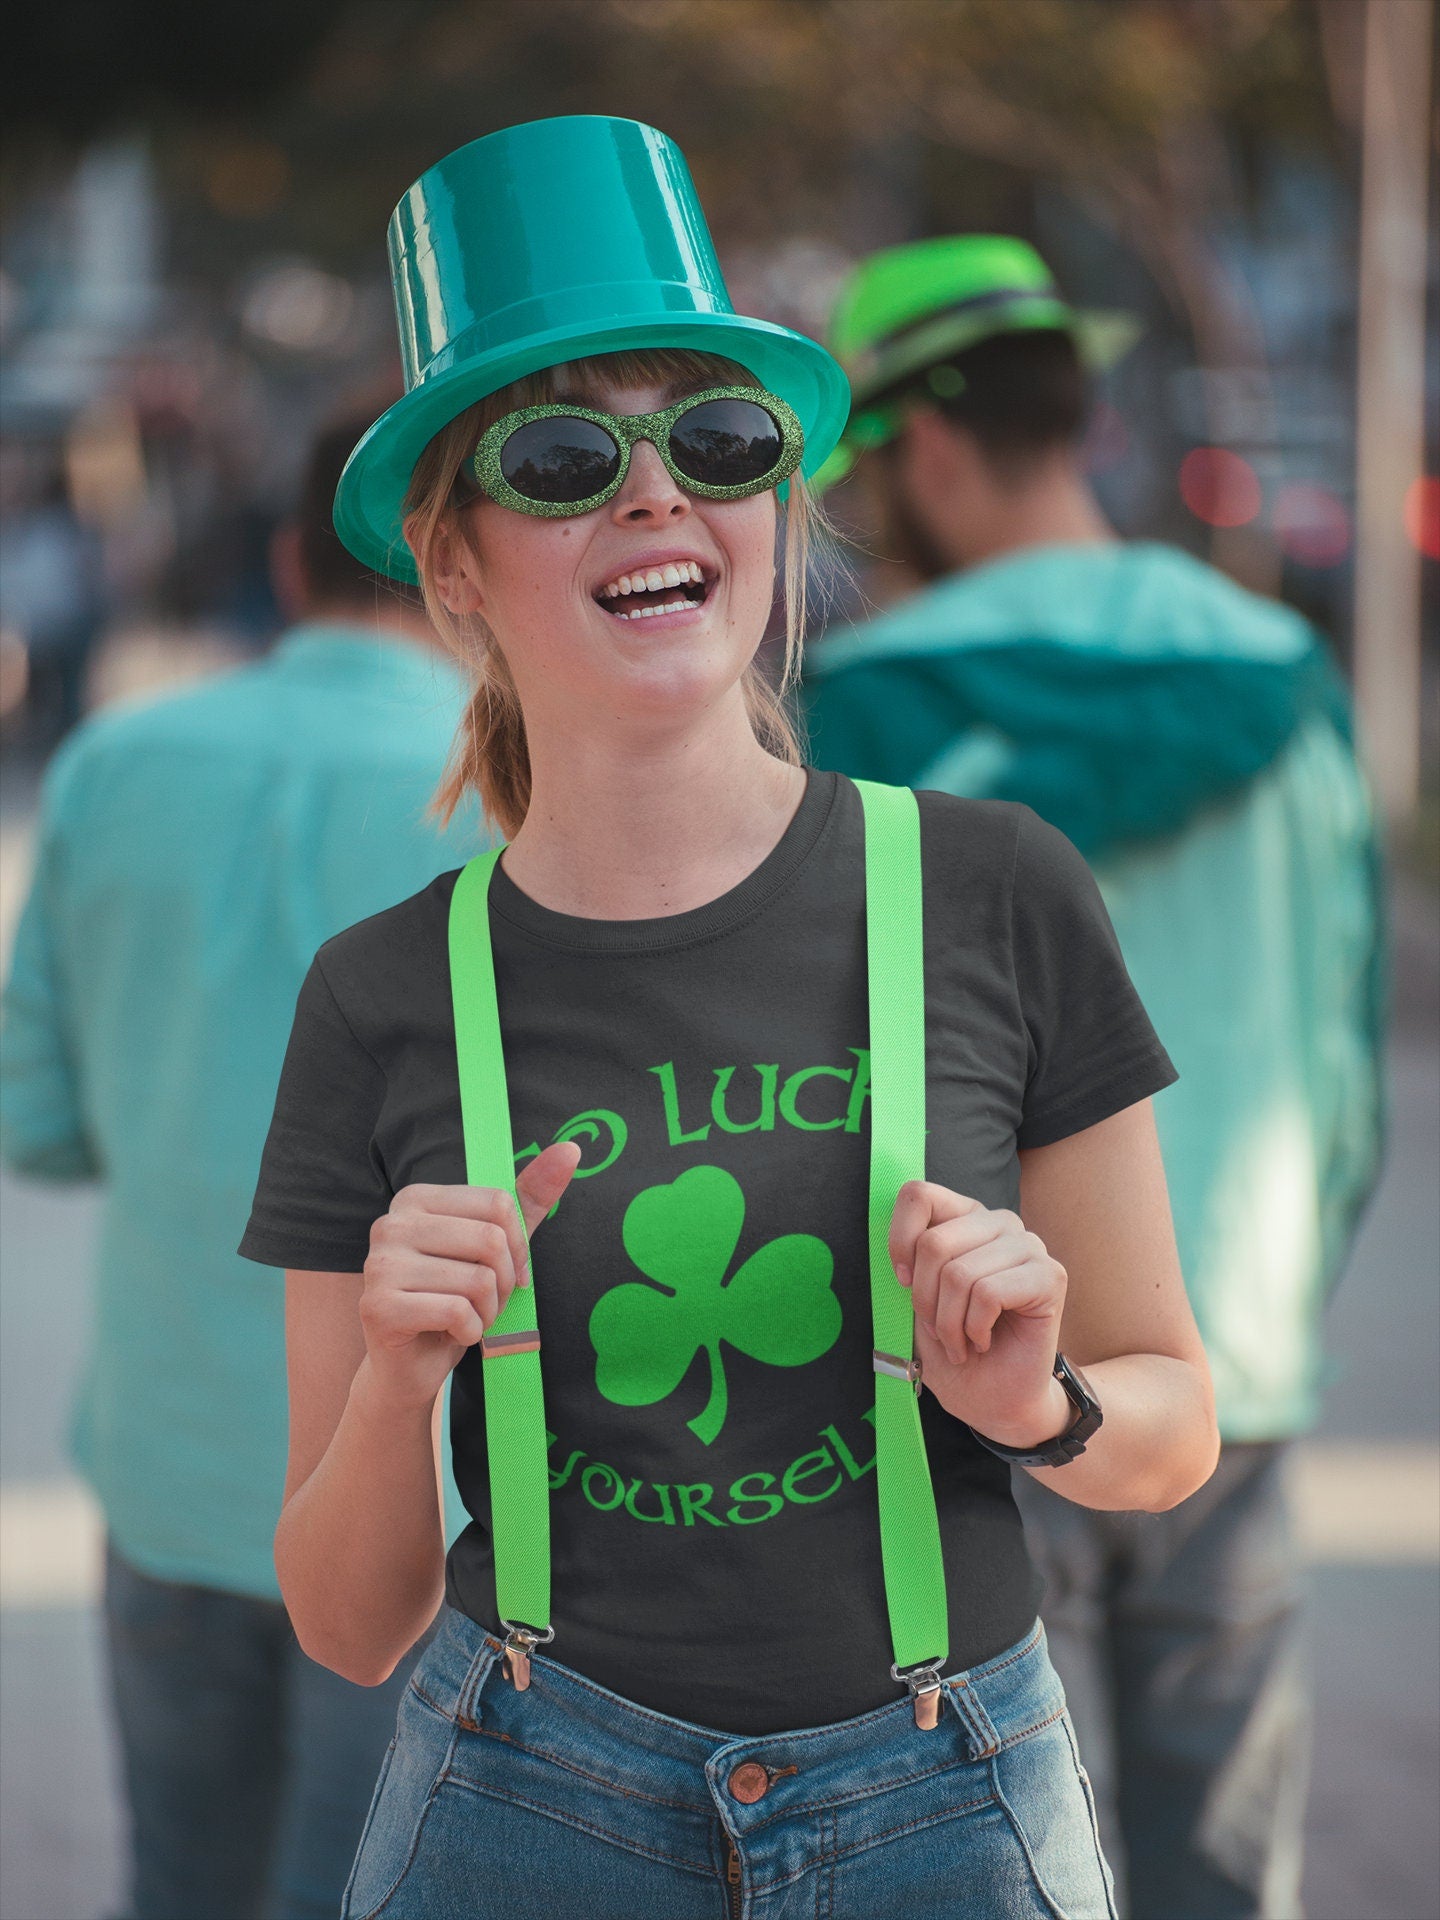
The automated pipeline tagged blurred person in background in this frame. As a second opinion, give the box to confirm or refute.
[0,447,106,751]
[0,408,484,1920]
[803,235,1386,1920]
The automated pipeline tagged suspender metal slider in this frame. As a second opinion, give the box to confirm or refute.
[873,1348,923,1397]
[499,1619,553,1690]
[891,1656,946,1730]
[481,1330,542,1358]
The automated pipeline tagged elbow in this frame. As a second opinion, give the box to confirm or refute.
[282,1602,404,1688]
[1140,1411,1222,1514]
[301,1634,400,1690]
[276,1561,419,1689]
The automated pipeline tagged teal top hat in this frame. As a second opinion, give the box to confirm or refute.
[334,115,852,582]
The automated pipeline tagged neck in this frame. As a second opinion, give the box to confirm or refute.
[942,464,1115,572]
[503,693,808,920]
[302,602,446,651]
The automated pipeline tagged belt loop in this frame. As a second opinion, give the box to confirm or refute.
[455,1632,505,1732]
[944,1673,1001,1760]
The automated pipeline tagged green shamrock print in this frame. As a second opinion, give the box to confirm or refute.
[589,1165,841,1446]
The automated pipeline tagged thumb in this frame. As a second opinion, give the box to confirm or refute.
[514,1139,583,1239]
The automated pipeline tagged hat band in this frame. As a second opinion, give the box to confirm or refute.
[402,280,738,390]
[848,293,1075,409]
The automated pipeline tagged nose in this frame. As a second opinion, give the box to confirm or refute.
[610,436,690,526]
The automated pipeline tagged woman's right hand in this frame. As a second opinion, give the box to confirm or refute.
[358,1140,582,1412]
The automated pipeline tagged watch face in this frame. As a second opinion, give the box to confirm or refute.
[1064,1357,1099,1411]
[1054,1353,1103,1449]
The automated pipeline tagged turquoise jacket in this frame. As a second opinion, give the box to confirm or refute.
[0,625,485,1597]
[805,543,1385,1439]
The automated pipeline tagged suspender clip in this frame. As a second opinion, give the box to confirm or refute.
[873,1349,923,1397]
[499,1619,554,1690]
[891,1656,946,1731]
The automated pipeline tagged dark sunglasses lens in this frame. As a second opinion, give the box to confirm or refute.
[668,398,784,488]
[500,417,621,503]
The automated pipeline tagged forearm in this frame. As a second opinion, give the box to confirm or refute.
[275,1357,447,1684]
[961,1351,1219,1513]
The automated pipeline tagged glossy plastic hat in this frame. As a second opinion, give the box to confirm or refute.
[334,115,851,583]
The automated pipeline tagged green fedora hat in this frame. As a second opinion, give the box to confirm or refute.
[814,234,1140,492]
[334,114,851,582]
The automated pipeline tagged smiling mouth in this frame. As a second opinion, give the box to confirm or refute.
[593,569,714,621]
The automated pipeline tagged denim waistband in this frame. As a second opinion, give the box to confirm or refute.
[411,1605,1060,1831]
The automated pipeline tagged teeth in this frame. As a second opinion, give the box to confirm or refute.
[614,598,691,619]
[598,560,708,599]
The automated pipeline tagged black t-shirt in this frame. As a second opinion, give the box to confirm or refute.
[240,770,1176,1734]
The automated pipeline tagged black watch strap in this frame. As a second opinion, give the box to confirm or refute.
[968,1353,1103,1468]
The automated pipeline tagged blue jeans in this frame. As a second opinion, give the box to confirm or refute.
[1014,1443,1308,1919]
[343,1604,1117,1919]
[103,1541,423,1920]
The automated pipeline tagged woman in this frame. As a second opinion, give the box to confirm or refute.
[240,118,1218,1919]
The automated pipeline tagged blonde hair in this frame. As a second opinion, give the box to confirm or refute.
[400,347,839,840]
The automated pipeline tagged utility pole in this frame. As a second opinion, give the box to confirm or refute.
[1354,0,1435,821]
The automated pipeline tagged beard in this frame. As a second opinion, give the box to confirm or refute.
[865,448,955,586]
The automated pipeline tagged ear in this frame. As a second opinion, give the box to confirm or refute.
[410,511,486,618]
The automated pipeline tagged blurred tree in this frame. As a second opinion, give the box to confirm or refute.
[5,0,1349,585]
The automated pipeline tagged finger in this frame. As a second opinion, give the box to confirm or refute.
[960,1266,1065,1355]
[393,1179,534,1294]
[372,1212,519,1299]
[362,1287,487,1350]
[365,1249,502,1327]
[888,1180,982,1286]
[931,1265,976,1365]
[516,1140,584,1243]
[925,1234,1036,1362]
[908,1207,1002,1336]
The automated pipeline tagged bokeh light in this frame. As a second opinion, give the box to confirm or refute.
[240,263,355,352]
[1178,447,1262,527]
[1272,483,1352,568]
[1403,476,1440,561]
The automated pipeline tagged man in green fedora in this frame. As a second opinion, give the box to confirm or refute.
[804,233,1385,1918]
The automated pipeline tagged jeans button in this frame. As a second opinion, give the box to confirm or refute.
[728,1762,770,1804]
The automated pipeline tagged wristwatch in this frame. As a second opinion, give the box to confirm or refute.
[968,1353,1103,1467]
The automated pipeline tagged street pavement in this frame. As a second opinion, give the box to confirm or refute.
[0,766,1436,1920]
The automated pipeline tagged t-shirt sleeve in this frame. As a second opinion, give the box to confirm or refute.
[237,953,392,1272]
[1009,807,1177,1149]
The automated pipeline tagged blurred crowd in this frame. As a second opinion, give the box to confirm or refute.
[0,7,1433,1914]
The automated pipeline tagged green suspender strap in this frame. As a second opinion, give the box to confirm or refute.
[445,781,951,1720]
[852,779,951,1726]
[446,847,554,1688]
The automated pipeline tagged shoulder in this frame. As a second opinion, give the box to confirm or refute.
[37,660,281,805]
[914,787,1029,885]
[911,788,1102,942]
[31,667,248,819]
[312,866,465,1022]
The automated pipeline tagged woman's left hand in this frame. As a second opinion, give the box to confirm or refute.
[888,1181,1071,1448]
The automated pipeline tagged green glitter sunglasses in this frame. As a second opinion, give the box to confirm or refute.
[469,385,806,516]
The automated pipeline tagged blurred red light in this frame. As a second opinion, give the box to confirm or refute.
[1178,447,1262,528]
[1404,476,1440,561]
[1272,483,1351,568]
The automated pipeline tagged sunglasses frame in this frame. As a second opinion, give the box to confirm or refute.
[469,384,806,517]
